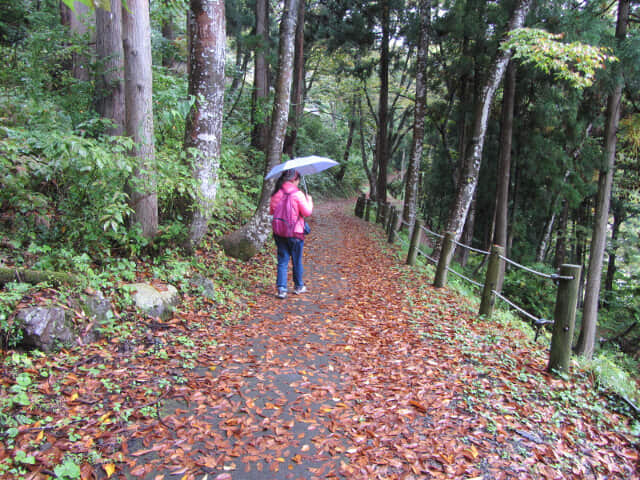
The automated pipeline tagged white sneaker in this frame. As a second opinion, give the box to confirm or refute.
[293,285,307,295]
[276,289,287,299]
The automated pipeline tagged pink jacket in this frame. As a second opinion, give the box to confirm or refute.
[270,182,313,238]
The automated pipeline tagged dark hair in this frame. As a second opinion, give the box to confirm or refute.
[283,169,299,181]
[272,169,299,196]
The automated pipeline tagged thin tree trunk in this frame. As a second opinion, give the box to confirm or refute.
[438,0,531,273]
[67,1,93,81]
[95,0,124,136]
[220,0,299,260]
[359,96,377,200]
[553,199,569,268]
[122,0,157,238]
[251,0,270,152]
[577,0,629,359]
[161,0,176,69]
[495,61,515,252]
[402,0,430,233]
[604,202,624,295]
[283,0,305,157]
[375,0,390,203]
[183,0,225,251]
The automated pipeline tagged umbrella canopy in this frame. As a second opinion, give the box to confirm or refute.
[265,155,339,180]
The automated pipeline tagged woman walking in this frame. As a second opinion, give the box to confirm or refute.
[270,170,313,298]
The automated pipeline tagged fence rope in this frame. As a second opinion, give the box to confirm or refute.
[417,248,437,265]
[446,266,483,288]
[398,236,409,248]
[498,255,573,281]
[420,224,444,240]
[453,238,490,256]
[492,290,546,324]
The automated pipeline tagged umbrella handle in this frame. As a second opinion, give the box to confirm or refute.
[301,175,308,195]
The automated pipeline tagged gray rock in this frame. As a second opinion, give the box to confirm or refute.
[128,283,179,320]
[192,274,217,300]
[17,307,75,352]
[81,290,113,324]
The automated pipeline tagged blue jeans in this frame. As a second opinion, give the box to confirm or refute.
[274,235,304,291]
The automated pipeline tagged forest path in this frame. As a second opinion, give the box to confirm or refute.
[116,199,637,480]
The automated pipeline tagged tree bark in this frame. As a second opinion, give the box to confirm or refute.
[494,60,516,253]
[438,0,531,271]
[604,201,624,295]
[219,0,299,260]
[123,0,158,238]
[283,0,305,157]
[402,0,430,233]
[375,0,390,203]
[576,0,629,359]
[64,1,94,81]
[250,0,270,152]
[183,0,225,251]
[95,0,125,136]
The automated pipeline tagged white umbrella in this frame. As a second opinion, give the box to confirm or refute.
[265,155,339,180]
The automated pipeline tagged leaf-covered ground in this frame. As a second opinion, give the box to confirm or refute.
[2,200,638,479]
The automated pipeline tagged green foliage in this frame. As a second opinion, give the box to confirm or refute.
[0,283,32,348]
[501,263,557,323]
[503,28,616,88]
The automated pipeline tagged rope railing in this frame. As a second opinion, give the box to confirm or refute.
[453,238,490,256]
[420,224,444,240]
[446,266,484,288]
[416,247,438,265]
[354,196,582,374]
[499,254,574,281]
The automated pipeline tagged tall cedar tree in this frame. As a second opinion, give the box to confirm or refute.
[251,0,270,152]
[122,0,158,238]
[183,0,225,250]
[403,0,430,232]
[95,0,125,136]
[577,0,630,359]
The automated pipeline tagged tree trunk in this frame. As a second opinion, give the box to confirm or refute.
[183,0,225,251]
[576,0,628,359]
[65,1,94,81]
[219,0,299,260]
[161,3,176,69]
[95,0,125,136]
[494,60,515,253]
[402,0,430,233]
[250,0,270,152]
[604,202,624,295]
[336,97,357,183]
[553,199,569,268]
[283,0,305,157]
[122,0,158,238]
[375,0,390,203]
[359,96,377,200]
[438,0,531,273]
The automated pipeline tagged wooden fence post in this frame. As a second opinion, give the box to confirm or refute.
[355,194,365,218]
[479,244,505,317]
[547,264,581,375]
[364,199,372,222]
[406,220,423,266]
[387,208,398,244]
[434,232,455,288]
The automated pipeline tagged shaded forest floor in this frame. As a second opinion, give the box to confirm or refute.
[2,200,639,479]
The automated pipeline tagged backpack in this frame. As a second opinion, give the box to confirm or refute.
[272,191,299,238]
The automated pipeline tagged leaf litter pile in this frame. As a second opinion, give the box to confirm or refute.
[2,200,639,479]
